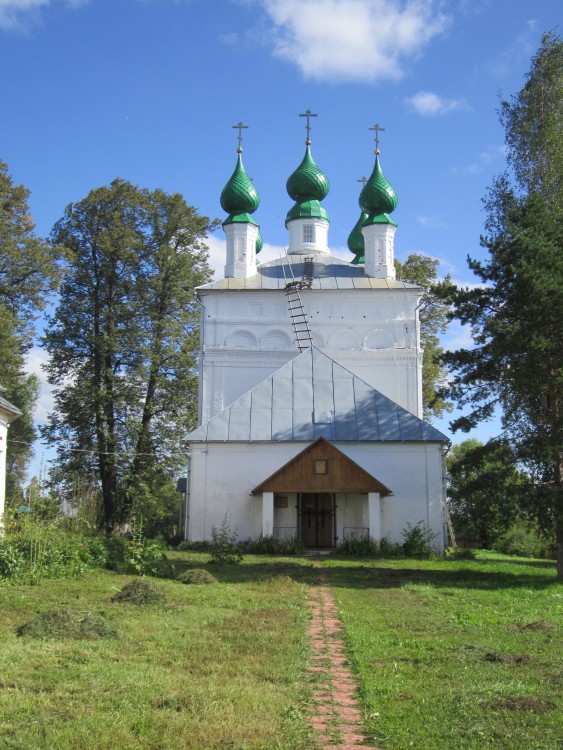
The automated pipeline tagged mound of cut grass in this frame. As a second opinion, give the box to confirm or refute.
[17,608,121,640]
[111,577,166,605]
[177,568,217,585]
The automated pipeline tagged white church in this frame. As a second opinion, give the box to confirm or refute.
[183,117,449,550]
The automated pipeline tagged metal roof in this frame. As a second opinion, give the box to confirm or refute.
[0,393,22,419]
[196,252,422,292]
[186,347,448,444]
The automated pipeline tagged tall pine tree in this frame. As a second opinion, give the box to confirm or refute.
[436,32,563,576]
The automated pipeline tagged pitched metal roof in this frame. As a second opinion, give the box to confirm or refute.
[186,347,448,444]
[0,392,22,419]
[197,252,422,292]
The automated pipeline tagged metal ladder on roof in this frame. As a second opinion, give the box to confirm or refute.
[281,255,314,352]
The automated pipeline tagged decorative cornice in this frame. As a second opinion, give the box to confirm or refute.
[204,350,297,366]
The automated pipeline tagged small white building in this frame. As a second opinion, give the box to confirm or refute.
[0,387,22,526]
[184,123,449,550]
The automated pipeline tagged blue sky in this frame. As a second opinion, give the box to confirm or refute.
[1,0,560,477]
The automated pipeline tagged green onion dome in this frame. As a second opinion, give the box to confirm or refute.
[359,155,397,217]
[347,210,368,261]
[256,230,263,254]
[286,199,330,225]
[220,153,260,218]
[286,145,329,202]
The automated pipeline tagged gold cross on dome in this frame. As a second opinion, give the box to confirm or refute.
[299,109,318,144]
[369,122,385,154]
[232,121,248,152]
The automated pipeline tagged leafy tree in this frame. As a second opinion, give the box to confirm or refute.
[435,32,563,577]
[42,179,215,531]
[395,253,452,420]
[499,30,562,212]
[0,159,63,501]
[447,439,528,547]
[4,374,39,508]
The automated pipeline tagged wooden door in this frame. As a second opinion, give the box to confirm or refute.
[301,493,334,547]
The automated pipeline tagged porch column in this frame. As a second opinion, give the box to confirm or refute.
[367,492,381,541]
[262,491,274,537]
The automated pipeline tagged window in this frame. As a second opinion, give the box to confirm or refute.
[303,224,314,243]
[314,459,328,474]
[235,237,246,259]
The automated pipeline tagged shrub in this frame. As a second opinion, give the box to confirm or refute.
[209,516,242,565]
[336,537,380,557]
[493,523,555,559]
[103,536,129,570]
[17,608,121,640]
[111,578,166,605]
[401,522,438,559]
[0,521,109,584]
[241,535,304,556]
[176,540,211,552]
[379,537,404,557]
[123,523,177,578]
[445,547,476,560]
[177,568,217,585]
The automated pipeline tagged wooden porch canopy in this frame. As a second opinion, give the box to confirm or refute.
[251,437,392,495]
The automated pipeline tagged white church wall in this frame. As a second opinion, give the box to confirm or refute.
[198,286,424,422]
[186,441,445,550]
[0,417,9,525]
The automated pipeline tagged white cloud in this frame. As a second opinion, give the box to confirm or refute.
[416,214,445,228]
[453,144,506,175]
[442,320,474,351]
[254,0,451,83]
[0,0,85,31]
[25,346,54,426]
[205,235,351,278]
[204,235,288,279]
[405,90,470,116]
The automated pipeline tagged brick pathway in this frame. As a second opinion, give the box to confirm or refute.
[306,572,379,749]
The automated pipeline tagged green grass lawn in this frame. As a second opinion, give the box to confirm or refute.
[326,552,563,750]
[0,550,561,750]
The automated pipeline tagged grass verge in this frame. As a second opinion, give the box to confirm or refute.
[0,550,560,749]
[324,551,562,750]
[0,552,315,750]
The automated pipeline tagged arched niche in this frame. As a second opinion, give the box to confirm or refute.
[364,329,395,350]
[225,330,258,349]
[260,330,292,350]
[327,329,362,350]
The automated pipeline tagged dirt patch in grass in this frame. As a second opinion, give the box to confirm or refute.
[111,578,166,605]
[509,619,558,632]
[486,696,555,713]
[17,608,121,640]
[523,619,558,632]
[484,652,534,665]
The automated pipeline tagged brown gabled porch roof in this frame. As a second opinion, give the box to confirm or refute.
[251,437,392,495]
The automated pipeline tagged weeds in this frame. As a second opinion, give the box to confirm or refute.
[209,516,243,565]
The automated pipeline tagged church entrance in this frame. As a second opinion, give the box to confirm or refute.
[299,493,335,548]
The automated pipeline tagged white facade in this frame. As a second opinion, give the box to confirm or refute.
[198,276,423,425]
[0,398,21,527]
[186,441,446,549]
